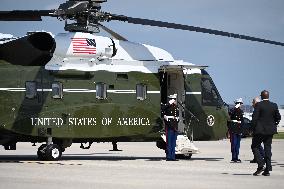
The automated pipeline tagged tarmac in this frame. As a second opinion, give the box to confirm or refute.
[0,138,284,189]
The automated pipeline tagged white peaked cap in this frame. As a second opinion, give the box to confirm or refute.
[234,98,243,104]
[168,94,177,99]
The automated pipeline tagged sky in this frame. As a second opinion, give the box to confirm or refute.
[1,0,284,106]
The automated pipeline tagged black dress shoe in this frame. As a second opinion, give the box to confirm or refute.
[237,159,242,163]
[262,171,270,176]
[253,167,264,176]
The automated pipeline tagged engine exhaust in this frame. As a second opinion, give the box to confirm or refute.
[0,32,56,66]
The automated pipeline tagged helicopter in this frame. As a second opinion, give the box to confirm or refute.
[0,0,283,161]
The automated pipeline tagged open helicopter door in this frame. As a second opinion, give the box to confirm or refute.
[159,65,185,132]
[159,65,199,158]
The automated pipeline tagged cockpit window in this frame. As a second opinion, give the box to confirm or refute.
[201,78,223,106]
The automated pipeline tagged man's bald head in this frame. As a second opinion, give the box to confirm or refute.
[261,90,269,100]
[252,96,260,107]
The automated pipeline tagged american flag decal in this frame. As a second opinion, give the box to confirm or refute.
[71,38,97,54]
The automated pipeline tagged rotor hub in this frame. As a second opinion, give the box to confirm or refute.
[0,0,283,46]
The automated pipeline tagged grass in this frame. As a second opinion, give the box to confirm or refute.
[274,132,284,139]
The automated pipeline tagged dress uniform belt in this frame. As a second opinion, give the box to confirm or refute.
[231,120,240,123]
[164,116,179,120]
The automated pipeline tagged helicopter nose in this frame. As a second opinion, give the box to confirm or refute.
[0,32,55,66]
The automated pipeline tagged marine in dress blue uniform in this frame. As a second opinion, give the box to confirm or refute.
[163,94,179,161]
[228,98,244,163]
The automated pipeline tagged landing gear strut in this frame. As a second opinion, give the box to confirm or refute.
[109,142,122,151]
[37,137,62,161]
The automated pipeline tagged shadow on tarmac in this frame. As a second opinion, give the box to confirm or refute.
[0,155,224,162]
[232,173,252,176]
[190,157,224,161]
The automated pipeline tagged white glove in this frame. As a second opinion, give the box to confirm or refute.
[164,115,168,121]
[235,103,240,108]
[169,99,175,104]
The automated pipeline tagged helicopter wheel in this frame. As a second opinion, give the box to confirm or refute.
[45,144,62,161]
[37,144,47,161]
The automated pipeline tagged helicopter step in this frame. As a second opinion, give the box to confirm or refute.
[160,134,199,159]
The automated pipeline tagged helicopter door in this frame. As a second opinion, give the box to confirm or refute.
[159,67,185,133]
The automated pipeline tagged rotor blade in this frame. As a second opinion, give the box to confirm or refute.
[0,10,55,21]
[99,24,127,41]
[111,14,284,47]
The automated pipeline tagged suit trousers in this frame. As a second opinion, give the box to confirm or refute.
[166,128,177,160]
[252,134,273,171]
[251,143,265,159]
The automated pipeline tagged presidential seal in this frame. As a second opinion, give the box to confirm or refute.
[207,115,215,126]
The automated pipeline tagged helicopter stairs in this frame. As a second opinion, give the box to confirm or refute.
[161,134,199,159]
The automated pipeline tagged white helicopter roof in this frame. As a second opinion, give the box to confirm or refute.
[113,40,175,62]
[45,32,204,74]
[0,33,16,44]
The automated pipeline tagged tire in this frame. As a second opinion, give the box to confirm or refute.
[37,144,47,161]
[45,144,62,161]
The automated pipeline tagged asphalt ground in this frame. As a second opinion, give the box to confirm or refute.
[0,138,284,189]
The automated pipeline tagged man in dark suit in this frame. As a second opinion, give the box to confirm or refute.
[250,97,264,163]
[251,90,281,176]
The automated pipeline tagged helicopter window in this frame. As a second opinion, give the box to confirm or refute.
[109,85,114,89]
[52,82,63,99]
[96,82,107,99]
[136,84,147,100]
[25,81,37,99]
[116,73,128,80]
[201,78,221,106]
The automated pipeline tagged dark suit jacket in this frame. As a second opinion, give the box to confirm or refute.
[252,100,281,135]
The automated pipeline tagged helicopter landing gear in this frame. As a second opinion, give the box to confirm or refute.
[37,137,63,161]
[37,143,62,161]
[37,144,47,160]
[80,142,92,149]
[45,144,62,161]
[109,142,122,151]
